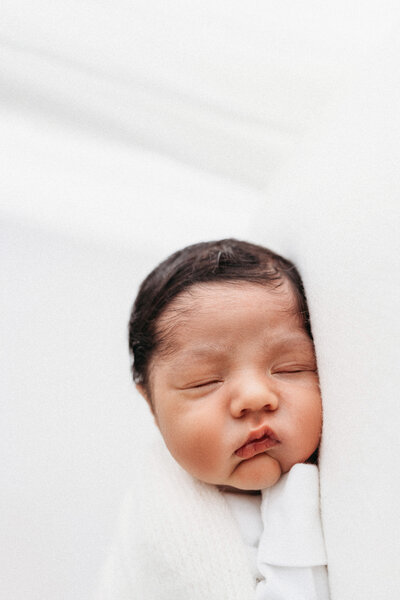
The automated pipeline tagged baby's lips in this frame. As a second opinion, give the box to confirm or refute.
[235,435,279,459]
[235,425,280,459]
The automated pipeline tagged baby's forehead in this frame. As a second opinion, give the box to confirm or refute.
[154,280,304,354]
[161,280,298,317]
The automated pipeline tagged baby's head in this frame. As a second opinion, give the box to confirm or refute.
[129,239,321,491]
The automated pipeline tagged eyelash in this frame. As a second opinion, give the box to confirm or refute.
[273,368,316,374]
[191,379,221,388]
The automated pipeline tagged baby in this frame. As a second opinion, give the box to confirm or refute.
[98,239,329,600]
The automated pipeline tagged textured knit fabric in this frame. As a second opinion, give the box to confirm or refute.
[96,440,329,599]
[96,438,255,600]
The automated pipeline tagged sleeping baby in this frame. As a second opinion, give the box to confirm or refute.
[97,238,329,600]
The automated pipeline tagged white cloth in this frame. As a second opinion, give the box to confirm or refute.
[95,437,255,600]
[225,464,329,600]
[96,439,329,600]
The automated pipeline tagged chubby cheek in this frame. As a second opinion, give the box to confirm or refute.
[282,405,322,471]
[306,399,323,452]
[157,411,227,483]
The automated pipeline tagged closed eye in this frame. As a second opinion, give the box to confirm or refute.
[190,379,221,388]
[279,369,309,373]
[273,367,317,375]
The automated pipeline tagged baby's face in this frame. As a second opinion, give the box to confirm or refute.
[141,282,322,491]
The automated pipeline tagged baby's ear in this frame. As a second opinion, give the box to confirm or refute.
[136,383,157,420]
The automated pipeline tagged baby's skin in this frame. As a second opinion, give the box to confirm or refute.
[138,281,322,491]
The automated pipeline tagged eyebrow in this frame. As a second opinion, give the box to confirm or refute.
[165,343,233,365]
[166,333,313,365]
[267,333,313,349]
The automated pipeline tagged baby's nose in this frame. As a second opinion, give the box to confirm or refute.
[229,375,279,418]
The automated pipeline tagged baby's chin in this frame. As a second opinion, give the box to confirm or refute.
[227,453,282,491]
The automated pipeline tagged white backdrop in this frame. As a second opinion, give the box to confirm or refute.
[2,2,400,599]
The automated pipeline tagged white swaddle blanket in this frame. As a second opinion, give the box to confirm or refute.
[97,438,329,599]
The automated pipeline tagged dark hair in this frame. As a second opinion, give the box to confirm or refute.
[128,238,311,388]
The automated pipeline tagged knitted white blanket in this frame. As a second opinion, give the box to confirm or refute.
[97,437,256,600]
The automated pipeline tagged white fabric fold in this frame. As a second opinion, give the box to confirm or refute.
[259,463,327,567]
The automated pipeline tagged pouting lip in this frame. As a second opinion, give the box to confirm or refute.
[235,425,280,458]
